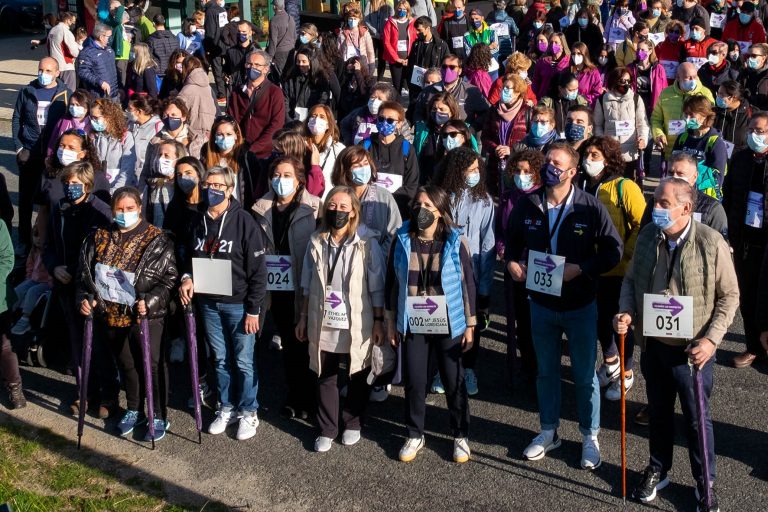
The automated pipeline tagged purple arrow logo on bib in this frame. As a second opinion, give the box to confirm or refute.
[106,270,125,285]
[533,255,557,273]
[377,176,394,188]
[652,297,685,316]
[413,298,439,315]
[326,293,342,309]
[266,256,291,272]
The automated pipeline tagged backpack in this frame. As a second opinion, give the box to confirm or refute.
[616,178,633,242]
[675,132,726,201]
[362,137,411,162]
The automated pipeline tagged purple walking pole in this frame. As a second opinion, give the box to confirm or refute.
[692,358,713,510]
[77,295,94,450]
[138,299,155,449]
[184,303,203,444]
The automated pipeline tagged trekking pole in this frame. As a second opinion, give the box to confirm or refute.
[690,342,713,510]
[619,332,627,505]
[138,295,156,449]
[184,303,203,444]
[77,294,94,450]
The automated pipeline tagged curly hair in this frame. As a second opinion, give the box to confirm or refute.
[506,149,545,188]
[438,146,489,203]
[331,145,378,186]
[505,52,532,74]
[436,120,475,161]
[92,98,126,141]
[465,43,492,71]
[579,136,625,178]
[46,128,102,179]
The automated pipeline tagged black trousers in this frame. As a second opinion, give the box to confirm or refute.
[389,62,406,98]
[316,351,370,437]
[504,272,536,378]
[405,333,470,438]
[596,275,636,370]
[372,38,387,81]
[99,318,167,418]
[209,54,226,98]
[734,243,765,355]
[272,291,315,413]
[18,151,43,247]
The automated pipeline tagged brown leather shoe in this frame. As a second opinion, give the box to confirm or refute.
[733,351,757,369]
[634,405,649,426]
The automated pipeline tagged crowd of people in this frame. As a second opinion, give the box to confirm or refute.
[6,0,768,509]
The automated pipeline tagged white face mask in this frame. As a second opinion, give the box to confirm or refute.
[308,116,328,135]
[158,158,176,177]
[572,54,584,66]
[368,97,383,115]
[57,147,79,166]
[518,70,528,81]
[583,159,605,177]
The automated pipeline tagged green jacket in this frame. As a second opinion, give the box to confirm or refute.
[0,222,14,314]
[650,79,714,157]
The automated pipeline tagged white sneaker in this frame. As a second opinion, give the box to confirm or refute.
[605,372,634,401]
[369,384,391,402]
[399,436,425,462]
[314,436,333,452]
[581,435,601,470]
[523,430,561,460]
[11,316,31,336]
[453,438,471,463]
[187,381,213,409]
[596,361,620,387]
[169,338,185,363]
[270,334,283,351]
[236,411,259,440]
[341,429,361,446]
[208,408,237,435]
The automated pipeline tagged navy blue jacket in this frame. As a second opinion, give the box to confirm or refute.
[77,37,119,98]
[506,185,623,311]
[11,79,69,153]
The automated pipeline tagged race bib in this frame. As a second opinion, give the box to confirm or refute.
[344,45,360,61]
[525,250,566,297]
[687,57,707,70]
[660,60,679,79]
[94,263,136,306]
[745,191,764,228]
[608,26,626,43]
[724,140,735,158]
[376,172,403,193]
[265,255,294,291]
[488,58,499,73]
[614,120,633,137]
[451,36,463,49]
[410,66,426,87]
[406,295,449,334]
[218,11,228,28]
[642,293,694,339]
[105,168,120,185]
[668,120,686,136]
[738,41,752,54]
[648,32,665,46]
[36,100,51,127]
[295,106,308,121]
[710,13,726,29]
[490,22,509,38]
[397,40,408,52]
[693,212,702,222]
[192,258,233,296]
[322,287,349,328]
[354,122,378,144]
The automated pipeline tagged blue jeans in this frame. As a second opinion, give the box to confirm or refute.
[198,298,258,413]
[530,300,600,436]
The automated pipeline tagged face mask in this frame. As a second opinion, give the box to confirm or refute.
[238,33,249,43]
[63,183,84,201]
[215,134,236,151]
[748,131,768,153]
[680,79,696,92]
[473,20,482,28]
[465,172,480,188]
[38,72,54,86]
[551,43,562,55]
[114,211,140,228]
[619,7,628,14]
[531,121,550,138]
[564,90,578,101]
[578,18,588,28]
[501,87,514,104]
[325,209,350,229]
[583,159,605,177]
[299,34,310,44]
[432,111,451,124]
[637,49,649,61]
[248,67,263,81]
[518,71,528,81]
[676,0,684,7]
[308,116,328,135]
[652,8,661,17]
[399,9,408,18]
[540,162,567,187]
[690,30,703,42]
[514,173,535,191]
[685,117,701,130]
[715,96,728,109]
[533,21,543,30]
[565,122,586,142]
[572,54,584,66]
[348,18,359,28]
[537,40,548,53]
[69,105,86,118]
[598,56,608,66]
[617,84,630,95]
[441,67,459,84]
[455,9,464,17]
[164,117,183,131]
[651,206,680,231]
[376,119,397,136]
[729,51,740,62]
[207,187,227,207]
[175,63,183,72]
[190,25,197,33]
[351,165,372,185]
[272,177,296,197]
[749,57,761,69]
[414,206,435,230]
[178,176,198,194]
[57,147,79,166]
[740,13,752,25]
[668,32,680,43]
[91,118,106,132]
[443,134,461,150]
[157,157,175,177]
[707,54,720,66]
[368,97,382,115]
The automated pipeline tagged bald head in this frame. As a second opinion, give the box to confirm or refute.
[677,62,697,82]
[38,57,60,87]
[40,57,59,72]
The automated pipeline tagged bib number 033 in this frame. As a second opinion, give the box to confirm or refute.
[525,250,566,297]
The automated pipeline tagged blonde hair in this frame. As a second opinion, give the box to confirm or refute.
[502,74,528,97]
[506,52,532,73]
[322,186,361,235]
[132,43,157,75]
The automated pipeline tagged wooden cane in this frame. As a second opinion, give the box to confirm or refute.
[619,331,627,504]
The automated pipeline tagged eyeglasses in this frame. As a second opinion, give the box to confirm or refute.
[377,116,397,124]
[442,64,459,70]
[441,132,460,139]
[617,80,630,85]
[204,182,228,190]
[748,54,765,59]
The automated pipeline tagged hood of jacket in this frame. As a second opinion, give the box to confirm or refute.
[185,67,210,88]
[152,29,176,40]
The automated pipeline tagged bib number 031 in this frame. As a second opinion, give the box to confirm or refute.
[642,294,694,339]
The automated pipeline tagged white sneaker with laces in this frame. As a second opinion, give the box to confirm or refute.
[398,436,425,462]
[523,430,561,460]
[341,429,361,446]
[208,408,237,435]
[315,436,333,452]
[169,338,185,363]
[596,361,620,387]
[605,372,634,401]
[236,411,259,440]
[369,384,391,402]
[453,438,471,463]
[581,435,601,470]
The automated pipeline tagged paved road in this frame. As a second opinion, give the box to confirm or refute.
[0,97,767,512]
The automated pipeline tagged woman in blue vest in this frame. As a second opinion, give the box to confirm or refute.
[386,184,476,464]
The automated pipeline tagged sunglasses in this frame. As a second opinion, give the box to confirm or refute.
[442,64,459,70]
[377,116,397,124]
[617,80,630,85]
[441,132,460,139]
[748,54,765,58]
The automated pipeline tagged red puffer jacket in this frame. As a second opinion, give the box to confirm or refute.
[382,17,417,64]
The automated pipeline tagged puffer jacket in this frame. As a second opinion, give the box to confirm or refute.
[77,37,119,98]
[11,79,69,153]
[698,61,739,97]
[594,90,650,161]
[650,78,714,157]
[739,64,768,111]
[177,67,218,158]
[131,116,164,186]
[93,131,137,191]
[451,189,495,296]
[147,29,180,76]
[714,99,752,152]
[77,220,178,320]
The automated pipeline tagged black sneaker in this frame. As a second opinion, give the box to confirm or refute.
[632,465,669,503]
[695,484,720,512]
[7,383,26,409]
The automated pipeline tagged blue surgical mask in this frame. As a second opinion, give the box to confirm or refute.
[749,57,761,69]
[63,183,84,202]
[473,20,482,28]
[38,71,54,87]
[91,118,107,132]
[299,34,310,44]
[715,96,728,109]
[398,9,408,17]
[564,122,586,142]
[348,18,359,28]
[748,131,768,153]
[178,176,198,194]
[651,206,679,231]
[514,173,535,191]
[564,90,578,101]
[351,165,372,185]
[680,79,697,92]
[740,13,752,25]
[248,67,263,81]
[455,9,464,17]
[501,87,514,104]
[376,119,397,137]
[207,187,227,207]
[69,105,86,118]
[533,21,543,30]
[272,177,296,197]
[685,117,701,130]
[215,134,236,151]
[652,8,661,17]
[531,121,549,138]
[690,30,703,42]
[465,172,480,188]
[578,18,588,28]
[443,134,460,151]
[114,211,140,228]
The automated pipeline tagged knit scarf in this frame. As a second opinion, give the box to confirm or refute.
[523,127,557,148]
[496,98,523,122]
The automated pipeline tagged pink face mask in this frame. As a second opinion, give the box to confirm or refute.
[537,40,548,53]
[551,43,562,55]
[442,67,459,84]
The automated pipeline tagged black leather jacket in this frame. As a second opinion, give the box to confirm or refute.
[76,221,178,320]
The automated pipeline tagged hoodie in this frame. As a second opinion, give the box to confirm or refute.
[177,67,218,158]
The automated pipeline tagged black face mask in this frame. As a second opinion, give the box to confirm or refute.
[414,207,435,230]
[325,209,350,229]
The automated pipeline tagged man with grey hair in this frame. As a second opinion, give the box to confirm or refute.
[226,49,285,158]
[266,0,296,76]
[698,41,739,98]
[77,23,119,100]
[615,177,738,510]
